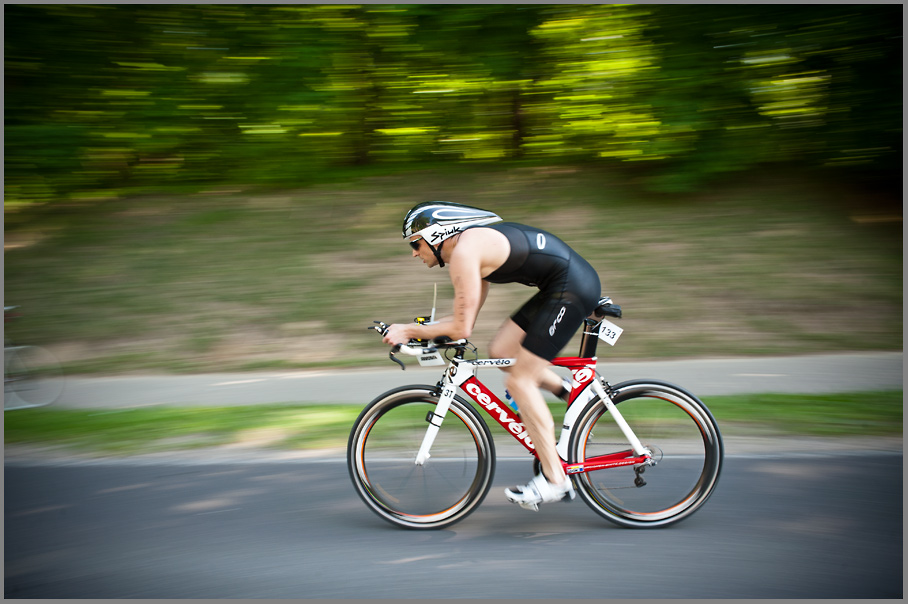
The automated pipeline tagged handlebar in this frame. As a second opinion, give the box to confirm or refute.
[368,321,467,370]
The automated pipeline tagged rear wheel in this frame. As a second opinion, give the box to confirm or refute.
[569,380,723,528]
[348,386,495,529]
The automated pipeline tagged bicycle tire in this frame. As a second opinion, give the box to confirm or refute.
[568,379,723,528]
[4,345,65,411]
[347,385,496,530]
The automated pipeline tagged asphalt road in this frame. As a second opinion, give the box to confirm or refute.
[5,455,902,599]
[54,351,902,408]
[6,351,902,598]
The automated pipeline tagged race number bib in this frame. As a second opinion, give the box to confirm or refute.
[598,320,623,346]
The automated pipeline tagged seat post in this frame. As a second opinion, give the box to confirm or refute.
[578,318,600,359]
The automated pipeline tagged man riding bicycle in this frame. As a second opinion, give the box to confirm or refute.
[382,201,601,511]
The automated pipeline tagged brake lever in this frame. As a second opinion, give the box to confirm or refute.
[388,344,405,370]
[371,322,421,370]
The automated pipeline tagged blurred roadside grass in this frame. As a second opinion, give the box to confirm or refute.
[4,391,902,456]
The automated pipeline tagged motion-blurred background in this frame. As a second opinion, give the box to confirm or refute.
[4,4,902,374]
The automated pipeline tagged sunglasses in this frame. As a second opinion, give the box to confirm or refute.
[408,238,423,251]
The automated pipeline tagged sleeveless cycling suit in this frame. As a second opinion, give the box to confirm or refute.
[478,222,601,361]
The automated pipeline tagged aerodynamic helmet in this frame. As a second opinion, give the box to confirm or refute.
[403,201,502,245]
[402,202,502,267]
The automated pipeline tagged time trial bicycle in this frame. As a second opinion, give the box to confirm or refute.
[347,297,723,530]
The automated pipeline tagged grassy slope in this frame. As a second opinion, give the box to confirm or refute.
[4,164,902,375]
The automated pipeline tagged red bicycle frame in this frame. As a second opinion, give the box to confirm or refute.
[457,355,650,476]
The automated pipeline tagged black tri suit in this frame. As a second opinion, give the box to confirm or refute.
[477,222,601,361]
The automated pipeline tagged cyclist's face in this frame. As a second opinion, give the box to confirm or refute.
[409,237,437,267]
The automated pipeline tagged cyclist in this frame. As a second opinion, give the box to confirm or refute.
[382,201,601,511]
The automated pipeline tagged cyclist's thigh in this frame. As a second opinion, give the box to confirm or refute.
[520,295,588,361]
[488,317,527,359]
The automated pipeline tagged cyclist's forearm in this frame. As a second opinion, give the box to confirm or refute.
[383,318,462,345]
[412,317,467,341]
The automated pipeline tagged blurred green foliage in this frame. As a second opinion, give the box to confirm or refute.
[5,4,902,202]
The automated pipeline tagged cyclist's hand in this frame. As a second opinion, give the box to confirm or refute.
[382,323,413,347]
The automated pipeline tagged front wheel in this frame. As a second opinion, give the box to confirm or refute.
[4,345,65,411]
[347,386,496,529]
[568,380,723,528]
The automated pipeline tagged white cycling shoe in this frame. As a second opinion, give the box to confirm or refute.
[504,473,576,512]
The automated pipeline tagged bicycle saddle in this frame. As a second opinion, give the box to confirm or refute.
[592,297,622,319]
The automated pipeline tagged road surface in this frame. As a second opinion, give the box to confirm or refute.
[4,455,902,599]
